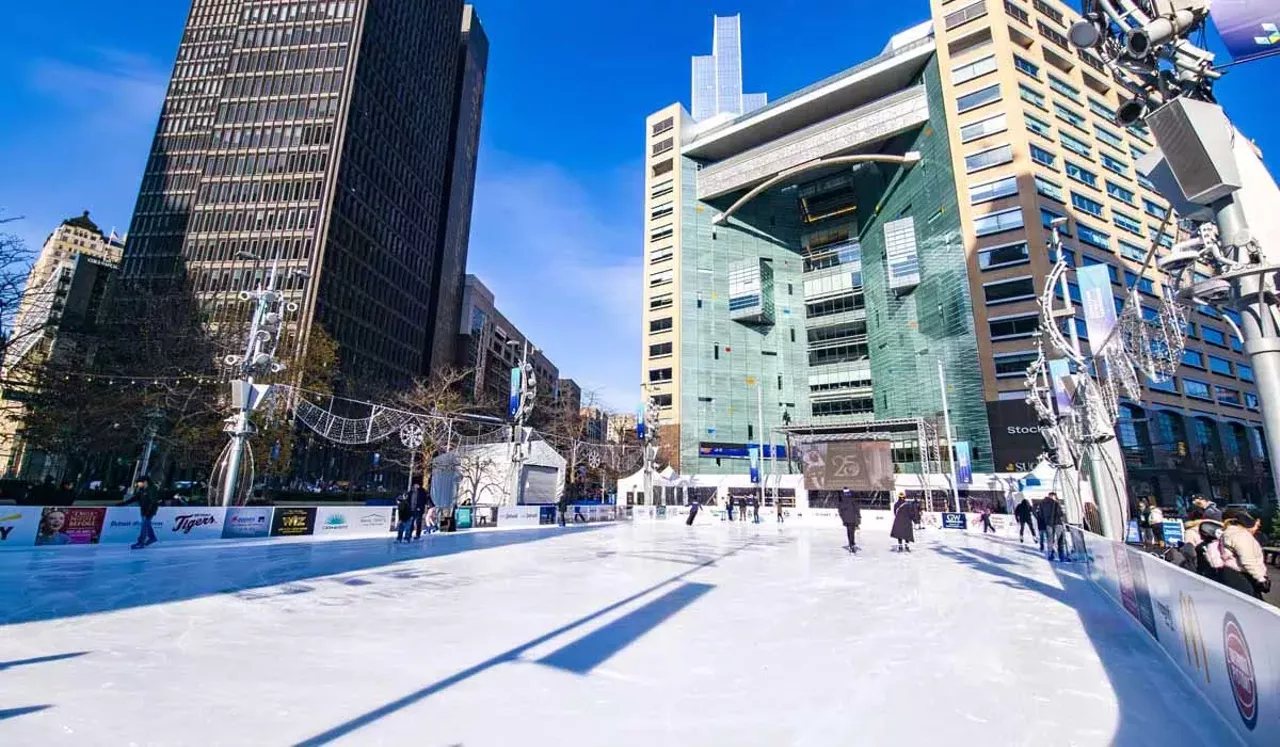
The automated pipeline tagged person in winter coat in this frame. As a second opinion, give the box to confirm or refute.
[1219,509,1271,599]
[123,476,160,549]
[725,498,734,522]
[395,492,414,542]
[1038,493,1068,561]
[1148,504,1165,548]
[1035,498,1048,551]
[409,478,431,540]
[1189,494,1223,521]
[686,499,700,526]
[837,489,861,553]
[980,505,996,534]
[890,494,917,552]
[557,495,569,527]
[751,496,760,523]
[1014,498,1036,543]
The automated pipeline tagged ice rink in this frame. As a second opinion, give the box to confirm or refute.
[1,520,1235,746]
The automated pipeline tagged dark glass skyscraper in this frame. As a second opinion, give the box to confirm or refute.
[122,0,481,386]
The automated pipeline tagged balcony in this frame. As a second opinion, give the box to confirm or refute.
[1004,1,1031,26]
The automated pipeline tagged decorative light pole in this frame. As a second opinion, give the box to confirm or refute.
[637,391,661,507]
[213,252,306,507]
[508,340,536,504]
[399,421,425,492]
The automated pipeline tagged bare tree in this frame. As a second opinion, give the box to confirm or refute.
[454,450,508,506]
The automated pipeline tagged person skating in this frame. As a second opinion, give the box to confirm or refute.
[1039,492,1068,561]
[890,493,917,552]
[686,499,700,526]
[837,488,861,553]
[123,476,160,549]
[557,495,569,527]
[776,500,785,524]
[1218,509,1271,599]
[1014,497,1035,543]
[980,505,995,534]
[725,498,734,522]
[408,478,430,540]
[395,491,414,543]
[750,496,760,523]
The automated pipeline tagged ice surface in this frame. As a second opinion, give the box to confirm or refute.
[0,522,1234,746]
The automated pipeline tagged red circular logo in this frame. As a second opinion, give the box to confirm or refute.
[1222,613,1258,730]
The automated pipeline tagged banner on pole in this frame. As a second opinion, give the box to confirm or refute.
[1047,358,1076,416]
[799,441,895,491]
[1078,264,1118,352]
[749,446,760,484]
[955,441,972,485]
[1212,0,1280,63]
[635,403,646,441]
[508,368,521,419]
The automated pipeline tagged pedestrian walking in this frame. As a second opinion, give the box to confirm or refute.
[686,499,700,526]
[837,488,861,553]
[123,476,160,550]
[980,505,996,534]
[890,493,917,552]
[1014,497,1035,543]
[1218,509,1271,599]
[1039,492,1068,562]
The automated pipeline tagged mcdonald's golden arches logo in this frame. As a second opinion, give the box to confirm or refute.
[1179,592,1210,684]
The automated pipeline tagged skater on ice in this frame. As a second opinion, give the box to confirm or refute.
[1014,497,1035,543]
[122,475,160,550]
[837,488,861,553]
[979,504,995,534]
[1038,492,1068,562]
[686,499,700,525]
[890,492,918,552]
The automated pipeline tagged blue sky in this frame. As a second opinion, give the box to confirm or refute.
[1,1,1277,410]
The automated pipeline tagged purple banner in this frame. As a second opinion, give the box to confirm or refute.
[1048,358,1075,416]
[1078,264,1117,351]
[1213,0,1280,63]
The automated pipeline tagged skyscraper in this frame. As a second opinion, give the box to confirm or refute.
[121,0,480,387]
[690,15,767,123]
[643,1,1274,505]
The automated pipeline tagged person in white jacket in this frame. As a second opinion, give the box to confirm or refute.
[1219,509,1271,599]
[1148,504,1165,548]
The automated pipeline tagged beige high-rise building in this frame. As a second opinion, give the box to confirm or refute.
[641,2,1275,506]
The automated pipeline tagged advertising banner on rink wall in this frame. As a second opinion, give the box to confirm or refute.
[155,507,227,541]
[100,507,165,544]
[1085,532,1280,745]
[499,506,543,527]
[271,507,317,537]
[0,507,43,546]
[223,507,274,539]
[36,507,105,545]
[314,506,394,537]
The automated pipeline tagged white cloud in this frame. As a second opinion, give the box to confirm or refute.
[27,49,168,131]
[466,151,642,412]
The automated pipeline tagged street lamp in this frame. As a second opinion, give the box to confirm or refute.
[507,340,537,505]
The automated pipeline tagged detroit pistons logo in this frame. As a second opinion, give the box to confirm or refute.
[1222,613,1258,730]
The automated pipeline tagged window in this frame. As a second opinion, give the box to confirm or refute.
[1033,0,1065,25]
[1208,355,1233,376]
[1239,364,1254,382]
[1101,153,1129,176]
[995,351,1039,378]
[650,246,673,264]
[1182,349,1204,368]
[649,295,673,311]
[1060,131,1092,158]
[1014,55,1040,78]
[651,138,673,156]
[960,113,1009,143]
[1106,181,1135,204]
[1054,102,1087,130]
[1113,211,1143,236]
[978,241,1031,270]
[649,368,673,383]
[1038,21,1070,49]
[651,117,674,136]
[957,84,1001,112]
[649,342,672,357]
[1077,224,1111,250]
[984,276,1037,304]
[965,144,1014,172]
[1030,144,1057,168]
[1025,113,1053,139]
[1055,281,1082,303]
[1041,207,1070,234]
[1246,392,1260,409]
[1128,123,1153,143]
[1071,192,1105,218]
[944,0,989,29]
[1048,75,1081,102]
[1184,379,1211,400]
[1124,270,1155,294]
[1095,125,1125,150]
[970,175,1019,204]
[653,394,673,408]
[650,203,674,220]
[1216,386,1243,407]
[1035,175,1064,202]
[649,268,673,287]
[989,313,1040,340]
[1065,161,1097,187]
[1142,198,1167,219]
[974,207,1025,236]
[1050,246,1076,266]
[952,54,998,84]
[649,226,673,242]
[1202,327,1227,347]
[652,159,673,177]
[1148,226,1174,248]
[649,317,672,333]
[1089,98,1118,121]
[1019,83,1048,110]
[1118,240,1147,262]
[1137,172,1157,191]
[651,181,673,200]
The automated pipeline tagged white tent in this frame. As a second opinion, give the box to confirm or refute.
[431,438,567,507]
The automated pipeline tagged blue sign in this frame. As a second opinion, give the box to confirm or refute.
[749,447,760,484]
[942,512,968,530]
[1213,0,1280,63]
[698,443,787,459]
[1126,519,1141,544]
[635,404,646,441]
[1078,264,1118,352]
[1162,519,1185,546]
[955,441,972,485]
[508,368,521,418]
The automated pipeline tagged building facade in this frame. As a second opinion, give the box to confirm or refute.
[120,0,481,387]
[643,2,1274,504]
[457,274,559,407]
[690,15,767,123]
[1,212,124,477]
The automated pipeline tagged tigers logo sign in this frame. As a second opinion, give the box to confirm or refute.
[1222,612,1258,730]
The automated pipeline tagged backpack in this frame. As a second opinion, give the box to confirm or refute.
[1204,536,1230,570]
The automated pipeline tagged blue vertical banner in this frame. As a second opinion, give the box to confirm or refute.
[1077,264,1118,351]
[635,404,646,441]
[508,367,521,419]
[748,447,760,484]
[955,441,972,485]
[1047,358,1075,416]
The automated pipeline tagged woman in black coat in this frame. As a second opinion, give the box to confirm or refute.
[837,489,862,553]
[890,494,918,552]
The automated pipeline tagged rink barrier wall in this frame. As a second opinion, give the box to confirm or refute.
[0,503,619,549]
[628,504,1024,538]
[1079,529,1280,745]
